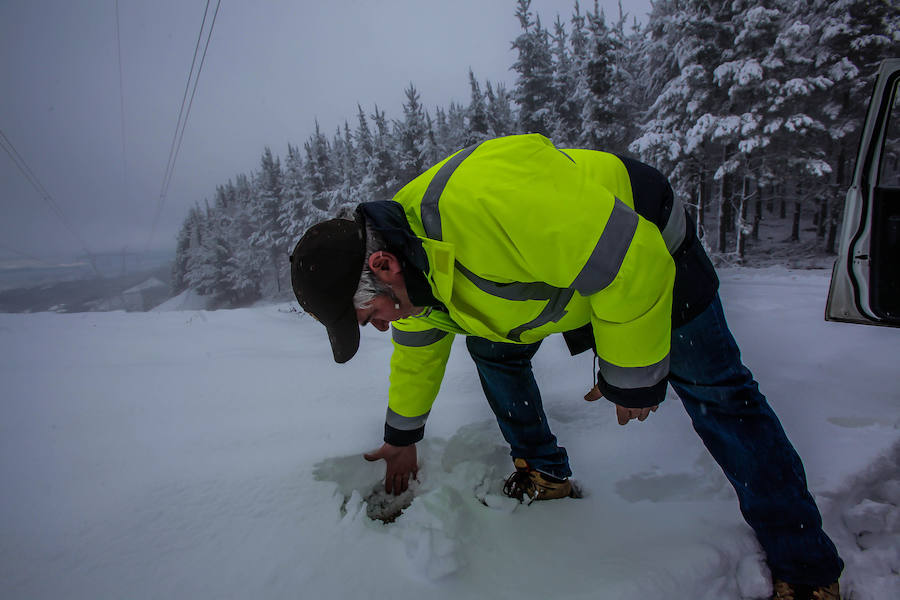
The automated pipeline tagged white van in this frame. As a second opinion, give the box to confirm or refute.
[826,58,900,327]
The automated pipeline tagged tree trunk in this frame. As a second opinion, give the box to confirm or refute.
[817,195,827,239]
[699,169,708,230]
[736,176,748,261]
[827,145,848,255]
[791,179,802,242]
[689,175,699,226]
[753,179,762,241]
[718,173,728,254]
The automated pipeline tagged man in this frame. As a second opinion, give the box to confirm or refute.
[289,134,842,599]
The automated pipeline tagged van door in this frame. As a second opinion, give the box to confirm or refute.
[826,59,900,327]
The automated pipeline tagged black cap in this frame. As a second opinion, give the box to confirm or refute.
[289,219,366,363]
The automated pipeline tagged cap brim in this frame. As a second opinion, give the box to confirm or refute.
[325,304,361,364]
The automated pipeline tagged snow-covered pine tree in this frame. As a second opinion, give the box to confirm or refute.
[466,69,490,144]
[370,105,399,200]
[394,83,429,186]
[631,0,736,254]
[811,0,900,252]
[171,205,204,295]
[304,121,334,213]
[223,174,264,304]
[247,147,287,293]
[278,143,312,248]
[184,201,229,300]
[755,1,832,244]
[512,0,557,136]
[325,124,362,219]
[485,81,518,139]
[577,2,637,153]
[444,101,469,154]
[548,14,579,147]
[421,110,442,167]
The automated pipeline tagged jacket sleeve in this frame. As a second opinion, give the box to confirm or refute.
[384,318,455,446]
[584,216,675,409]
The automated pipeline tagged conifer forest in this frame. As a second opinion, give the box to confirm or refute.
[172,0,899,307]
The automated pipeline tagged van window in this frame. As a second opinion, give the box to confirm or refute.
[878,78,900,188]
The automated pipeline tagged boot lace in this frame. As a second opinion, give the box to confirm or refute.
[503,470,540,504]
[772,581,796,600]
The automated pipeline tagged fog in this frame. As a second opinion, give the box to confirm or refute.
[0,0,650,265]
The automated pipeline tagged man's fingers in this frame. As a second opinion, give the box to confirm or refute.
[363,450,381,462]
[584,385,604,402]
[616,404,660,425]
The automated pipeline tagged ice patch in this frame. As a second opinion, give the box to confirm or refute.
[827,416,896,429]
[615,455,731,503]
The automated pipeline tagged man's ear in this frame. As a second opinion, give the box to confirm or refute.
[368,251,403,283]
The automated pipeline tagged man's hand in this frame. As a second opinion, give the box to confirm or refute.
[615,404,658,425]
[363,442,418,495]
[584,385,659,425]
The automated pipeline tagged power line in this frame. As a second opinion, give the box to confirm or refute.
[0,128,101,277]
[115,0,129,205]
[164,0,221,200]
[147,0,221,251]
[0,241,58,268]
[160,0,210,198]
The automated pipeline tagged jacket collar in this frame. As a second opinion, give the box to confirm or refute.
[356,201,442,308]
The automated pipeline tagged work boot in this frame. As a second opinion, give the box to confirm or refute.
[771,580,841,600]
[502,458,572,503]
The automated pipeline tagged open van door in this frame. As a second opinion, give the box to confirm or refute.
[826,59,900,327]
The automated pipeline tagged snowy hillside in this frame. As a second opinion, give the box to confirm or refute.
[1,268,898,600]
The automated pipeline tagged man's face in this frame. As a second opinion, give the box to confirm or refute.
[356,294,417,332]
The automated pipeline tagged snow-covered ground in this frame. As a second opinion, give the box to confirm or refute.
[1,268,898,600]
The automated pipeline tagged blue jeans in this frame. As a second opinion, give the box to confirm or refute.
[465,336,571,480]
[466,294,843,585]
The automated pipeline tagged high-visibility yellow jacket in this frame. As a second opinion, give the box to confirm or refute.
[379,134,680,445]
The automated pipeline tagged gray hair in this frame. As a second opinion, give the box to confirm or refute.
[353,222,392,309]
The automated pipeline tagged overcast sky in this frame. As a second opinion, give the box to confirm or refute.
[0,0,650,265]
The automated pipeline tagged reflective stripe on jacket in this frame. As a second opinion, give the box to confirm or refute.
[383,134,677,444]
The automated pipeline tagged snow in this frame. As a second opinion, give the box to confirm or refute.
[1,268,899,600]
[152,288,210,312]
[122,277,167,295]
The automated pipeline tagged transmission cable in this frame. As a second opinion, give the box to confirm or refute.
[0,129,101,276]
[0,241,58,268]
[147,0,221,251]
[115,0,129,208]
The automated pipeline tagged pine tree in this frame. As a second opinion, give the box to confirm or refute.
[577,4,636,153]
[466,69,490,143]
[279,143,310,245]
[305,121,334,210]
[445,101,469,153]
[172,206,203,295]
[631,0,737,253]
[512,0,557,135]
[371,105,398,199]
[811,0,900,252]
[549,14,580,146]
[394,83,429,185]
[247,147,286,293]
[224,174,264,303]
[485,81,517,138]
